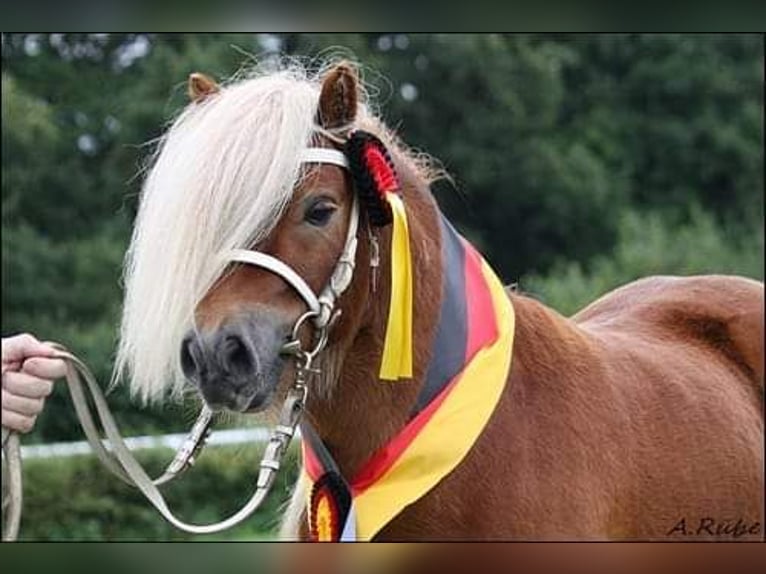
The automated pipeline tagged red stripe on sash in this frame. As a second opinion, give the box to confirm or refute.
[462,240,498,360]
[350,371,459,495]
[303,440,323,481]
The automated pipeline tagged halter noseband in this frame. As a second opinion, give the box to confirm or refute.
[225,148,359,330]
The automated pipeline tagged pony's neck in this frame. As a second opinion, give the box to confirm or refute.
[305,158,443,479]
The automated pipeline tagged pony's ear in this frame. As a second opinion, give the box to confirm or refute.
[188,72,220,103]
[317,61,359,129]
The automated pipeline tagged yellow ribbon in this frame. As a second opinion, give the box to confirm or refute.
[379,193,414,380]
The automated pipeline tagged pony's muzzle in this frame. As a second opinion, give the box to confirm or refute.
[180,313,288,413]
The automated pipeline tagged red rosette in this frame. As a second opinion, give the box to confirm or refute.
[362,142,400,197]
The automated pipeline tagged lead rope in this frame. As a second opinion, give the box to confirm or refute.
[1,319,326,540]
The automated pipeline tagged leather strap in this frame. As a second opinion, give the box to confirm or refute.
[2,347,274,537]
[299,148,349,169]
[226,250,322,315]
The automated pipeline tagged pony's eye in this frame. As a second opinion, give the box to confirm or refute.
[304,200,338,227]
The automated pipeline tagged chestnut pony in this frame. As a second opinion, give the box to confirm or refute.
[116,61,764,540]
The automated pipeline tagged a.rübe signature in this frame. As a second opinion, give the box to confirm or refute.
[667,517,762,539]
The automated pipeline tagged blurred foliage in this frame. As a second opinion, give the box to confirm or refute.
[524,206,765,316]
[1,33,763,451]
[17,442,299,540]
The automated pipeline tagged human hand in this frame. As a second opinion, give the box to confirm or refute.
[2,333,67,433]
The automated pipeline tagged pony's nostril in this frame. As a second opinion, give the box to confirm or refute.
[223,335,255,375]
[180,335,199,379]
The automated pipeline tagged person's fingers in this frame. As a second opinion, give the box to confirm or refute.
[22,356,67,380]
[3,359,22,373]
[2,333,56,365]
[1,389,45,416]
[1,370,54,399]
[1,407,37,434]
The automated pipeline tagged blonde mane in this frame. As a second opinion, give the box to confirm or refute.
[114,60,440,403]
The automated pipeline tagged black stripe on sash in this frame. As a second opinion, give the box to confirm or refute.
[301,421,342,475]
[411,216,468,416]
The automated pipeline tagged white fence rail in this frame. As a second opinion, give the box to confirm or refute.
[19,427,289,460]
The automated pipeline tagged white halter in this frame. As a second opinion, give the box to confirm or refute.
[225,148,359,328]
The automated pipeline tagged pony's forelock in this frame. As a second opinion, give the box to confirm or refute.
[115,64,319,402]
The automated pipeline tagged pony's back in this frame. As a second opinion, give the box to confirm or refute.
[573,274,764,403]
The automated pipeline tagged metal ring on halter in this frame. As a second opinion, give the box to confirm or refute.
[291,309,320,340]
[281,309,330,364]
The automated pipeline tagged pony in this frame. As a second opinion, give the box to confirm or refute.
[115,60,764,540]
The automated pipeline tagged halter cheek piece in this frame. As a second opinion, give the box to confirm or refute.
[225,148,360,333]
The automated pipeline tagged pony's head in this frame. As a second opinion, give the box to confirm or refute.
[115,60,436,413]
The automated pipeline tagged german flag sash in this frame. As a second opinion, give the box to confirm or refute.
[300,216,516,541]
